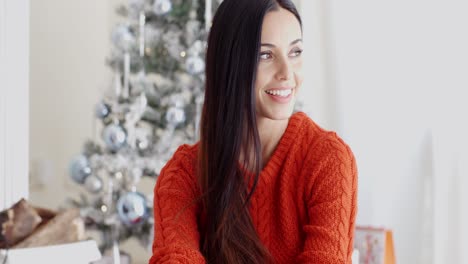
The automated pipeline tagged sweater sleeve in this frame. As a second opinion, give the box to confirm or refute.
[295,134,358,264]
[148,147,206,264]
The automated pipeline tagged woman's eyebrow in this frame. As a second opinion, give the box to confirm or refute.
[261,39,303,47]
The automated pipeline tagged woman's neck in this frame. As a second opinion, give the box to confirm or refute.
[256,116,289,167]
[239,116,289,171]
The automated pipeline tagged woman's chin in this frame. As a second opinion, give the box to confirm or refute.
[257,106,295,121]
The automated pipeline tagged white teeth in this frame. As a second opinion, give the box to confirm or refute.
[265,89,292,97]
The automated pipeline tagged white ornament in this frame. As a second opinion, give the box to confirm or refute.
[166,107,186,125]
[152,0,172,16]
[189,40,204,55]
[186,55,205,75]
[169,93,186,108]
[84,175,103,194]
[111,24,136,51]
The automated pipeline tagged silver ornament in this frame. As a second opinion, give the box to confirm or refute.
[84,174,103,194]
[69,155,92,184]
[165,107,186,125]
[95,101,111,119]
[116,192,149,226]
[111,24,136,51]
[186,55,205,75]
[103,124,127,152]
[152,0,172,16]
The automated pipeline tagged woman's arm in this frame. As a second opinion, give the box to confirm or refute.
[296,134,358,264]
[149,149,206,264]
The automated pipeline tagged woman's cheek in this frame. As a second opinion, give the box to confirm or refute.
[294,64,304,88]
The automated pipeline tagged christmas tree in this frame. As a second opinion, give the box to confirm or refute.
[67,0,221,254]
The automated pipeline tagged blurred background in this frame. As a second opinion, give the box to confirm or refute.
[1,0,467,263]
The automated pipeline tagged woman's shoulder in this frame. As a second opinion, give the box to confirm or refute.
[292,112,354,161]
[161,143,199,173]
[292,111,332,139]
[156,143,200,194]
[172,142,199,161]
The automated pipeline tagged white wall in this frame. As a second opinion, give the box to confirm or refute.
[298,0,338,131]
[0,0,29,211]
[315,0,468,263]
[431,57,468,263]
[29,0,111,207]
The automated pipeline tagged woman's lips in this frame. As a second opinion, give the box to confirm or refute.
[264,88,294,104]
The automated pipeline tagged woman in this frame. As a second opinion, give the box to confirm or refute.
[149,0,357,263]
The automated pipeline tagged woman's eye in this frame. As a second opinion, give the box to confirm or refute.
[260,52,272,60]
[291,49,303,57]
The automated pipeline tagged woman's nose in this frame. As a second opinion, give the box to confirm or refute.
[274,57,293,81]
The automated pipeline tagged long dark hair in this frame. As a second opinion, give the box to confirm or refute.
[198,0,302,263]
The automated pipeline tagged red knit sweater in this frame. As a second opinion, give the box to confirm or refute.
[149,112,358,263]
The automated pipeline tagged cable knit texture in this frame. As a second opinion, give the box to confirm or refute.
[149,112,358,264]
